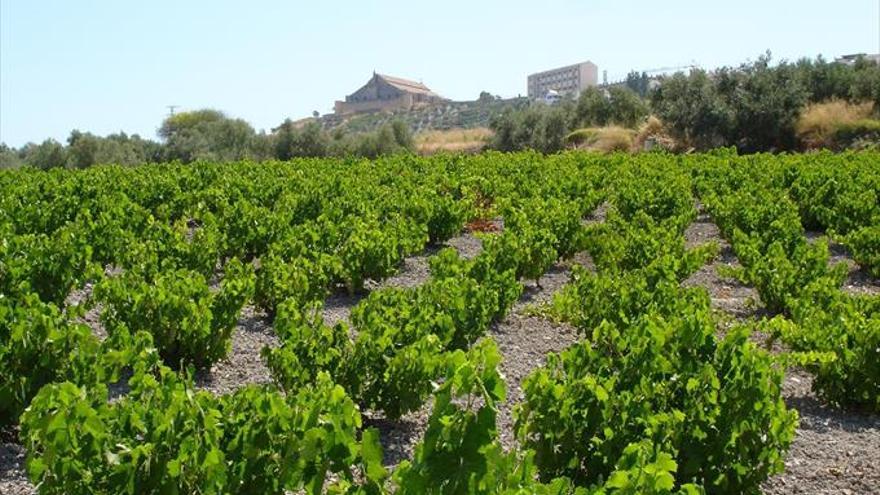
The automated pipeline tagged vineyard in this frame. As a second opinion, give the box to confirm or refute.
[1,150,878,494]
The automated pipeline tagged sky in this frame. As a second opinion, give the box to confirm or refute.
[1,0,879,147]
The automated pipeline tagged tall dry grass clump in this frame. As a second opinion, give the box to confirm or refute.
[796,100,876,149]
[590,126,635,152]
[415,128,493,154]
[565,126,635,152]
[634,116,678,151]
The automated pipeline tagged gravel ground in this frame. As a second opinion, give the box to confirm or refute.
[364,403,434,470]
[682,213,763,320]
[491,250,592,450]
[477,200,613,450]
[0,443,32,495]
[805,231,880,296]
[64,281,107,340]
[322,232,486,326]
[683,215,880,494]
[490,313,580,450]
[588,201,609,223]
[322,292,365,329]
[763,369,880,495]
[194,305,278,395]
[445,232,486,260]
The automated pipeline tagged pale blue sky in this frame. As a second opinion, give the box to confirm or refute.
[1,0,878,146]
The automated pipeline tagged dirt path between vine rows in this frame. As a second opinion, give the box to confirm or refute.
[682,213,880,495]
[490,255,589,451]
[805,231,880,297]
[490,204,606,452]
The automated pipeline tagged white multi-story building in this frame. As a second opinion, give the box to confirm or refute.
[527,61,599,100]
[834,53,880,66]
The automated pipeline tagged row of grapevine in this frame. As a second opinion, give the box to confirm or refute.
[19,343,388,494]
[696,151,880,411]
[521,159,797,493]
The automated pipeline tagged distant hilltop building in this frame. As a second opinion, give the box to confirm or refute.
[335,72,446,115]
[527,60,598,100]
[834,53,880,66]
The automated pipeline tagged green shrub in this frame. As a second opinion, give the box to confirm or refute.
[773,281,880,411]
[19,362,384,495]
[254,253,336,316]
[97,258,254,369]
[547,261,711,333]
[0,224,97,306]
[338,216,426,293]
[0,295,100,426]
[516,314,796,493]
[263,301,350,393]
[583,213,716,278]
[842,225,880,277]
[732,235,847,315]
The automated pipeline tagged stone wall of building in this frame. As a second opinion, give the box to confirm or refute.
[334,93,415,115]
[335,73,445,115]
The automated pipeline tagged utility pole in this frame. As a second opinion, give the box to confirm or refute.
[166,105,179,117]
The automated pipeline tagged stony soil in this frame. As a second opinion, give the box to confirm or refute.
[363,403,434,470]
[65,282,107,339]
[491,264,584,451]
[321,233,485,327]
[762,369,880,495]
[194,305,278,395]
[805,231,880,296]
[0,440,31,495]
[682,212,763,320]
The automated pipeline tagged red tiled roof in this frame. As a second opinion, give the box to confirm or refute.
[377,74,439,97]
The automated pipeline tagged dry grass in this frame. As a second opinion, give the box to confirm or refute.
[567,126,635,153]
[414,128,493,154]
[564,128,599,147]
[633,116,678,151]
[590,126,635,152]
[796,100,876,149]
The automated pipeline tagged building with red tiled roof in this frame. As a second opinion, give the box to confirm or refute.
[335,72,446,115]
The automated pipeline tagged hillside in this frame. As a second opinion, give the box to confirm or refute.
[315,96,529,134]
